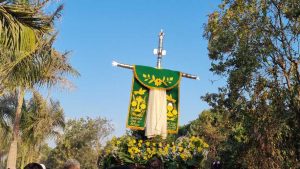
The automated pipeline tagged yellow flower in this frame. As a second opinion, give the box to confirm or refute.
[197,147,203,152]
[180,153,187,161]
[152,147,157,154]
[146,141,150,146]
[138,143,142,147]
[189,143,195,149]
[154,78,162,86]
[158,148,163,154]
[163,147,169,155]
[128,140,134,147]
[172,146,176,153]
[178,146,183,152]
[133,147,140,153]
[203,143,209,148]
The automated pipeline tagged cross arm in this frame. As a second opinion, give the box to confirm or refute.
[112,61,199,80]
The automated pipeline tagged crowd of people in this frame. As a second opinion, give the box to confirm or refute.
[22,159,80,169]
[19,159,222,169]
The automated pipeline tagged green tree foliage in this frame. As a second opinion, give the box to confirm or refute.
[0,1,79,168]
[188,110,229,167]
[0,0,65,83]
[0,93,16,168]
[0,92,65,169]
[0,0,49,53]
[17,92,65,169]
[46,117,114,169]
[203,0,300,168]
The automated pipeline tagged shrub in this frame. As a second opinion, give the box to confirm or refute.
[99,135,209,169]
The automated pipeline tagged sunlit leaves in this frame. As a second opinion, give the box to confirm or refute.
[203,0,300,168]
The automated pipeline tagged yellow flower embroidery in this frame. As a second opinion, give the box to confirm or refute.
[154,78,162,86]
[143,74,174,87]
[140,103,146,110]
[131,95,147,116]
[134,88,146,95]
[131,101,137,107]
[167,94,176,103]
[167,102,178,121]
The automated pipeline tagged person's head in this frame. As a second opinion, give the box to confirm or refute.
[24,163,43,169]
[63,159,80,169]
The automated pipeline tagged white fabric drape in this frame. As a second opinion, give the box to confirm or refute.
[145,89,167,139]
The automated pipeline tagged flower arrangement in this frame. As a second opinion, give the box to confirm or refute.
[99,135,209,169]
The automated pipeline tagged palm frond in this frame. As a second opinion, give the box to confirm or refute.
[0,1,65,79]
[20,92,65,145]
[0,4,42,52]
[1,32,79,90]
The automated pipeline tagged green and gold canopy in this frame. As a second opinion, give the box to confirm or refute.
[127,65,181,133]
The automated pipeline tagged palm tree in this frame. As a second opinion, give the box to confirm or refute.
[0,1,79,169]
[0,93,16,166]
[0,92,66,169]
[5,40,79,169]
[18,92,65,169]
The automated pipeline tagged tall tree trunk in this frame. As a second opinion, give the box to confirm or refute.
[20,144,28,169]
[6,88,25,169]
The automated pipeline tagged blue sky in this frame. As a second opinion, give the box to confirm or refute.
[47,0,225,136]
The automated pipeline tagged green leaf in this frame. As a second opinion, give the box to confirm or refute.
[118,152,135,164]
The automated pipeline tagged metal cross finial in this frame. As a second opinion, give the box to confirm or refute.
[112,30,199,80]
[153,29,166,68]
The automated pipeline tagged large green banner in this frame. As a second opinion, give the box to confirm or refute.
[126,65,181,133]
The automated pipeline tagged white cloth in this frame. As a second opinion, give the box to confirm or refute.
[145,89,167,139]
[40,164,46,169]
